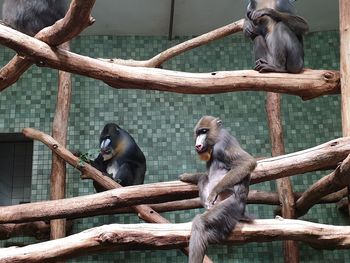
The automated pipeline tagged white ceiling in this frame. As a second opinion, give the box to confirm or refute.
[0,0,340,36]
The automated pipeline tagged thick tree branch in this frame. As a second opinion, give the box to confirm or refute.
[252,137,350,184]
[0,0,96,92]
[1,219,350,262]
[99,19,244,67]
[0,221,73,240]
[295,154,350,217]
[0,181,197,224]
[0,25,340,100]
[112,189,347,214]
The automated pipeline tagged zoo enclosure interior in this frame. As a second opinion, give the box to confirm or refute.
[0,0,345,263]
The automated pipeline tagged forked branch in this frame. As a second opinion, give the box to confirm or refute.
[0,25,340,99]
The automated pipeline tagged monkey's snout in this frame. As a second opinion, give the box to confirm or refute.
[195,144,204,153]
[101,148,112,155]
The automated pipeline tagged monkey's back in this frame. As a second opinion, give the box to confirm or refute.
[2,0,67,36]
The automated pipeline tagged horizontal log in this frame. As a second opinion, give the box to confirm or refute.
[0,181,197,224]
[0,221,50,240]
[0,25,340,100]
[1,219,349,262]
[252,137,350,184]
[115,189,347,214]
[0,221,73,240]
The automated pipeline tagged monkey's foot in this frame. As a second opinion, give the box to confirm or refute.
[254,59,286,73]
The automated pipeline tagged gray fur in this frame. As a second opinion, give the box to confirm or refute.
[180,116,256,263]
[243,0,309,73]
[2,0,67,36]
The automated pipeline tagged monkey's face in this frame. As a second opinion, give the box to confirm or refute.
[99,123,125,161]
[195,128,212,162]
[100,137,114,161]
[194,116,222,162]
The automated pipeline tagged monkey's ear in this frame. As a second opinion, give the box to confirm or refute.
[216,119,223,126]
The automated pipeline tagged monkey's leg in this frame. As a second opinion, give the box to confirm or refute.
[276,23,305,73]
[189,214,209,263]
[189,195,244,263]
[115,163,135,186]
[253,35,269,63]
[259,22,304,73]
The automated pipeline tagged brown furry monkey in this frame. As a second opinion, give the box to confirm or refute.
[179,116,256,263]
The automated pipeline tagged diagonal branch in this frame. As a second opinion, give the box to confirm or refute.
[295,153,350,217]
[99,19,244,67]
[0,0,96,92]
[1,219,350,262]
[0,24,340,99]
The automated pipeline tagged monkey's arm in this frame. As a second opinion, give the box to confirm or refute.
[179,172,207,184]
[115,163,135,186]
[250,8,309,34]
[207,155,256,206]
[243,17,261,40]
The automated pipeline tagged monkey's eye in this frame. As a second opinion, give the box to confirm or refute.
[198,128,208,135]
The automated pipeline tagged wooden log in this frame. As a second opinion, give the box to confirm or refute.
[99,19,244,67]
[0,0,96,92]
[0,25,340,100]
[0,180,347,225]
[251,137,350,184]
[0,221,73,240]
[1,219,350,262]
[50,41,72,248]
[0,181,197,224]
[340,0,350,136]
[339,0,350,222]
[295,154,350,217]
[110,189,347,214]
[266,92,299,263]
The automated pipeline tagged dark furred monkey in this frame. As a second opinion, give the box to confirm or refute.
[91,123,146,192]
[2,0,67,36]
[243,0,309,73]
[179,116,256,263]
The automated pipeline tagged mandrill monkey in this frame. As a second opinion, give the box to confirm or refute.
[91,123,146,192]
[2,0,67,36]
[243,0,309,73]
[180,116,256,263]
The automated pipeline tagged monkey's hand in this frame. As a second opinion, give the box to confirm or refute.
[205,191,218,210]
[250,8,278,23]
[243,18,259,40]
[179,173,204,184]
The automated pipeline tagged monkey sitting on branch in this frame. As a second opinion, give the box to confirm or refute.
[243,0,309,73]
[89,123,147,192]
[2,0,67,37]
[179,116,257,263]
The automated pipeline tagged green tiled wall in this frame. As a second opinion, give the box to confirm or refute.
[0,31,346,262]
